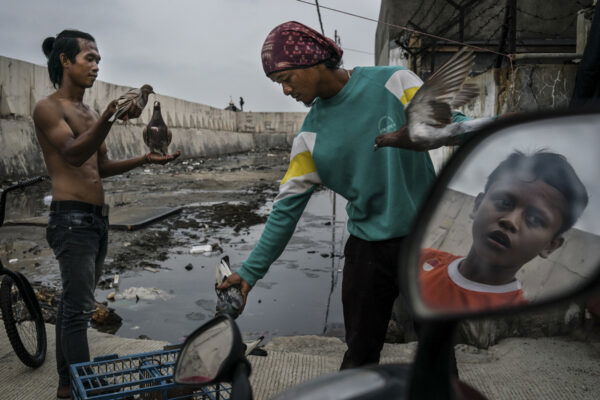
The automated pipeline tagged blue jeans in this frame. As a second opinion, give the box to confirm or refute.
[46,205,108,386]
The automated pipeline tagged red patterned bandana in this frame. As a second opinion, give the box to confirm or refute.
[261,21,343,76]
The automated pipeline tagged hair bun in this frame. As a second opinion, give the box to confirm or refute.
[42,37,55,58]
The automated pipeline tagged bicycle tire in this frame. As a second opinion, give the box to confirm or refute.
[0,274,46,368]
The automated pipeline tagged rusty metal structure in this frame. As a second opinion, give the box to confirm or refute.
[375,0,594,77]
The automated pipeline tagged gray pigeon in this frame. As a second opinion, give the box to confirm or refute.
[215,256,244,319]
[109,84,154,122]
[142,101,171,155]
[375,48,480,149]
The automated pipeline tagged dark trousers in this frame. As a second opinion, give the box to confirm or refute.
[46,203,108,386]
[340,234,403,369]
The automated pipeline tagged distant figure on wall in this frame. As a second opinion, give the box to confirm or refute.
[239,97,245,111]
[225,98,239,112]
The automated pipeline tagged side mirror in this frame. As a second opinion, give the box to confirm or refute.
[174,313,246,385]
[405,109,600,319]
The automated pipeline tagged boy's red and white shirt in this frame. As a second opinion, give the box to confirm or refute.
[419,248,527,312]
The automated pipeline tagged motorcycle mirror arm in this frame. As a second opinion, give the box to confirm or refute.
[231,359,253,400]
[408,319,458,400]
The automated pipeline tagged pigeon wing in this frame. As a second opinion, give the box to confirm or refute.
[109,88,141,122]
[166,127,172,146]
[143,125,151,148]
[424,48,477,105]
[406,48,478,128]
[159,127,172,156]
[450,83,479,108]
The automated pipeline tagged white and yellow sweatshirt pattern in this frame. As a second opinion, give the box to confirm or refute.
[238,66,469,286]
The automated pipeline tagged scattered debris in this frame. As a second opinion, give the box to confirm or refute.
[91,302,123,334]
[116,287,174,301]
[184,263,194,271]
[190,244,213,254]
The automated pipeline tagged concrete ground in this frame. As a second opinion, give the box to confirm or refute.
[1,324,599,399]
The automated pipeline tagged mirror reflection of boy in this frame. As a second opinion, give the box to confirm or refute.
[420,151,589,312]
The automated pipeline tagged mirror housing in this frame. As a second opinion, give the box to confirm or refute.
[174,313,246,386]
[404,107,600,321]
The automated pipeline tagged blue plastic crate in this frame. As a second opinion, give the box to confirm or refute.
[70,348,231,399]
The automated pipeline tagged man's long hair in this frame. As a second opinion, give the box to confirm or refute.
[42,29,95,88]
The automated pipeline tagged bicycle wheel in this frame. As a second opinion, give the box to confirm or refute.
[0,274,46,368]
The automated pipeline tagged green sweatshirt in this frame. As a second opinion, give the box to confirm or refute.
[238,66,469,286]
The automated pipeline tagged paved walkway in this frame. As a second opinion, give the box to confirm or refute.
[1,324,599,399]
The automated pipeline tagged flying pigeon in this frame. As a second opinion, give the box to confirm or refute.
[143,100,172,155]
[109,84,154,122]
[375,48,480,149]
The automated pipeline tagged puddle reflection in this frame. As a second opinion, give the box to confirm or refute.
[98,190,348,343]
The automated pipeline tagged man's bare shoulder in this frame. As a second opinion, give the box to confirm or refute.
[33,95,64,126]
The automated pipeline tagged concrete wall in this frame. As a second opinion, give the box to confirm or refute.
[0,56,306,178]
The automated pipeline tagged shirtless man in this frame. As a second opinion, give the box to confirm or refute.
[33,29,180,398]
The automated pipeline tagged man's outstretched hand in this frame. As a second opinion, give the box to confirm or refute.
[217,272,253,313]
[374,126,455,152]
[145,150,182,165]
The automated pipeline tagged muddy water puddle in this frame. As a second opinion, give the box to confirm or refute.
[98,190,348,343]
[1,152,350,344]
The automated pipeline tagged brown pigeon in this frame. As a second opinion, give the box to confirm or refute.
[143,101,171,155]
[375,48,480,149]
[109,84,154,122]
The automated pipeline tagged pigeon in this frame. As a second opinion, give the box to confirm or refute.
[215,256,244,319]
[109,84,154,122]
[143,100,172,155]
[374,48,480,149]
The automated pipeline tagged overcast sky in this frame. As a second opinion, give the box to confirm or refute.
[0,0,381,112]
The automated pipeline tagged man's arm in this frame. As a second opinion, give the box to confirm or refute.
[97,143,181,178]
[33,99,117,167]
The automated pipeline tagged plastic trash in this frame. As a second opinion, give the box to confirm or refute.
[116,287,173,301]
[190,244,213,254]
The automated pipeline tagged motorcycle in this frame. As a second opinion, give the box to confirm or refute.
[173,107,600,399]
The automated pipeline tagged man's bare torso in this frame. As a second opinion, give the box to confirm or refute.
[35,94,105,205]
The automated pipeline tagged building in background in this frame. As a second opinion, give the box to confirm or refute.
[375,0,596,172]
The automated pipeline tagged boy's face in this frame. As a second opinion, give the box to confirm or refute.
[61,39,100,88]
[471,175,566,270]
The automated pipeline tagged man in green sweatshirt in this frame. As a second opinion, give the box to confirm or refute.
[218,21,469,369]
